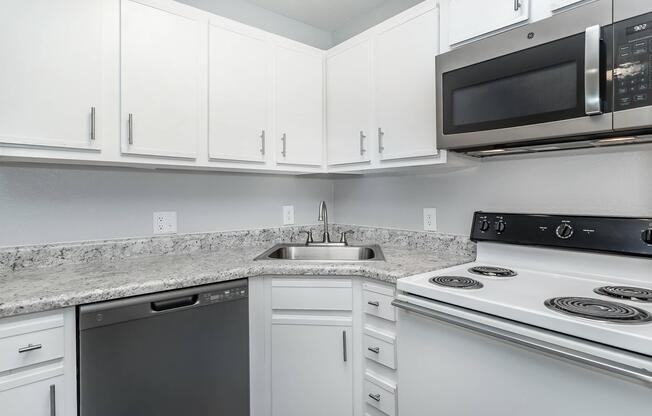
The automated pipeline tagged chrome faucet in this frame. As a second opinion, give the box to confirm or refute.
[318,201,331,243]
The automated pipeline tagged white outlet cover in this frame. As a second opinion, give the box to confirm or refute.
[153,211,178,235]
[423,208,437,231]
[282,205,295,225]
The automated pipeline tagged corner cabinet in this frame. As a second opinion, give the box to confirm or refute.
[120,0,204,160]
[275,46,325,167]
[326,0,449,172]
[0,0,103,151]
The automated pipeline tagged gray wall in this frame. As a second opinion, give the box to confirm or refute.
[331,0,424,45]
[0,165,333,246]
[174,0,333,49]
[332,147,652,236]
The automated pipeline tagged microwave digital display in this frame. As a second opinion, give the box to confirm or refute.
[626,21,652,36]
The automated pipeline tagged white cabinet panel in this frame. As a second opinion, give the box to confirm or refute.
[0,373,64,416]
[209,24,269,163]
[121,0,203,159]
[550,0,592,12]
[376,9,439,161]
[447,0,530,45]
[327,40,373,166]
[271,322,352,416]
[275,46,324,166]
[0,0,102,150]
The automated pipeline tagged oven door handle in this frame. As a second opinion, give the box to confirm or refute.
[392,299,652,385]
[584,24,602,116]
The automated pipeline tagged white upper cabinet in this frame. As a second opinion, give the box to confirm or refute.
[121,0,203,159]
[445,0,530,46]
[376,8,439,161]
[0,0,102,151]
[275,46,324,166]
[550,0,591,12]
[326,40,373,166]
[208,23,270,163]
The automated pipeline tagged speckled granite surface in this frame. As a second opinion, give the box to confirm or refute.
[0,225,476,318]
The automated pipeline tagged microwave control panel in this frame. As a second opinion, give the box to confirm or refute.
[613,12,652,111]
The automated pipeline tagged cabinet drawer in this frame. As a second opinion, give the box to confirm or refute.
[364,373,396,416]
[272,279,352,311]
[364,327,396,370]
[0,327,64,373]
[363,290,395,322]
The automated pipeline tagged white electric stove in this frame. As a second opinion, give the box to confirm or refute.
[395,213,652,416]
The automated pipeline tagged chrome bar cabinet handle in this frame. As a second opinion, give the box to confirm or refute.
[260,130,266,155]
[377,127,384,153]
[368,393,381,402]
[281,133,287,157]
[342,330,347,362]
[391,299,652,386]
[18,343,42,353]
[368,346,380,354]
[359,130,366,156]
[128,113,134,145]
[367,300,380,307]
[90,107,96,141]
[50,384,56,416]
[514,0,520,11]
[584,25,602,116]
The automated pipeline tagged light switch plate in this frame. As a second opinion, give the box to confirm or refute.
[282,205,295,225]
[424,208,437,231]
[153,211,177,234]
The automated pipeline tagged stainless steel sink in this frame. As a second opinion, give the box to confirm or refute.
[254,243,385,262]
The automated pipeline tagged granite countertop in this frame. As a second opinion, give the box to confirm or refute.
[0,244,474,318]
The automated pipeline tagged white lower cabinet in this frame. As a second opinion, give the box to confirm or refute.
[271,321,353,416]
[0,309,76,416]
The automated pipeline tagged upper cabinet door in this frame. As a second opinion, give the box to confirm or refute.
[275,46,324,167]
[447,0,530,45]
[121,0,203,159]
[375,9,439,161]
[0,0,102,151]
[550,0,589,12]
[326,40,372,166]
[209,24,270,163]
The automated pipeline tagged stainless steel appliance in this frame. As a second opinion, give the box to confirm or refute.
[436,0,652,156]
[395,213,652,415]
[78,280,249,416]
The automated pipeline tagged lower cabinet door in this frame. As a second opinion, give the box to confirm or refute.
[271,322,353,416]
[0,374,64,416]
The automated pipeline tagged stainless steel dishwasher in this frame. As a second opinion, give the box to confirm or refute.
[78,279,249,416]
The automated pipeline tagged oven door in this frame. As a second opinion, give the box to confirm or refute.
[394,295,652,416]
[436,0,613,150]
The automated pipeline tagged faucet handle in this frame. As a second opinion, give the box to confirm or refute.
[339,230,355,245]
[298,230,314,245]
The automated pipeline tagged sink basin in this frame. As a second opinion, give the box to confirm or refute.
[254,243,385,262]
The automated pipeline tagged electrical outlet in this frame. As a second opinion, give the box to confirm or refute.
[424,208,437,231]
[153,211,177,235]
[282,205,295,225]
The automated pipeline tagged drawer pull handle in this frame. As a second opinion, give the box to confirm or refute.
[18,343,43,353]
[368,346,380,354]
[369,393,381,402]
[367,301,380,307]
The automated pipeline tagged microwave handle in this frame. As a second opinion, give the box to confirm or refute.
[584,25,602,116]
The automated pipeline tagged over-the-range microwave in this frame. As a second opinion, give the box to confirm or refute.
[436,0,652,157]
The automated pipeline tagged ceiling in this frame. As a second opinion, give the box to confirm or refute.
[240,0,390,31]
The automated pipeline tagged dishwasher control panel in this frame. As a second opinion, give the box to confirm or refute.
[203,285,248,304]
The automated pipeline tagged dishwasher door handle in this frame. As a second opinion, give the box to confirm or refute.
[151,295,199,312]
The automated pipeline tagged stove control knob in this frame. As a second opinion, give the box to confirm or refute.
[643,229,652,245]
[556,223,574,239]
[479,220,490,232]
[494,220,506,233]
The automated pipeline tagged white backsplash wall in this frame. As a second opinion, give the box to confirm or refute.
[0,165,333,247]
[332,147,652,236]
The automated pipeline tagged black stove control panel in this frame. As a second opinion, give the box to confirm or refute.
[470,212,652,257]
[614,12,652,111]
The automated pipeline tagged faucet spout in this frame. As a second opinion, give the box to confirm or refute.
[318,201,331,243]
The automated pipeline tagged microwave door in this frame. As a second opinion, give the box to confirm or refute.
[436,0,613,150]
